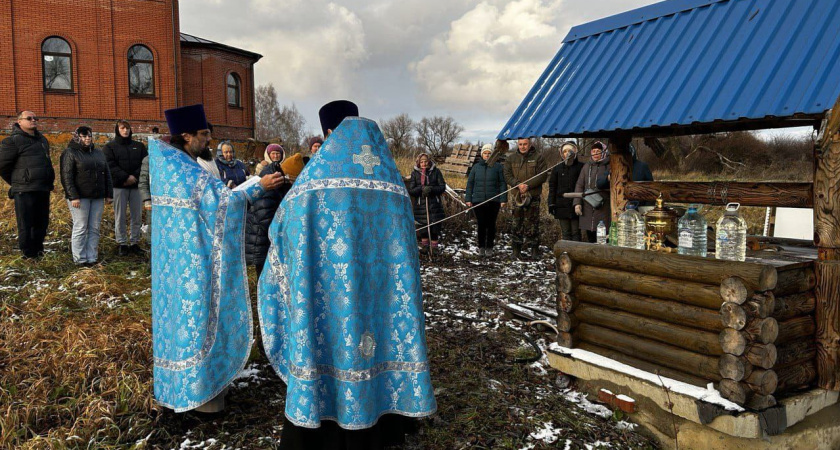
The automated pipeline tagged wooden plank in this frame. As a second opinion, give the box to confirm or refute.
[576,284,724,332]
[625,181,813,208]
[572,265,723,310]
[575,303,723,356]
[554,240,778,291]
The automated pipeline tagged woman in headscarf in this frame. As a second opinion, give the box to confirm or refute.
[573,141,611,242]
[246,143,291,277]
[548,142,585,241]
[60,126,113,265]
[408,153,446,251]
[465,144,507,257]
[215,141,250,188]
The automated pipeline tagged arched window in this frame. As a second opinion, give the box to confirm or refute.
[128,45,154,96]
[227,73,241,107]
[42,37,72,92]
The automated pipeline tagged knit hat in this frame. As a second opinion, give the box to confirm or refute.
[318,100,358,136]
[164,104,208,135]
[481,143,493,154]
[265,144,285,163]
[308,136,324,150]
[280,153,305,180]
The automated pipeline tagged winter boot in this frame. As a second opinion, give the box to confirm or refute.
[530,245,540,260]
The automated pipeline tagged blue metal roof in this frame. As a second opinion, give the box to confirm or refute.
[499,0,840,139]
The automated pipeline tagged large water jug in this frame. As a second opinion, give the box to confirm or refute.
[616,204,646,250]
[678,205,708,257]
[715,203,747,261]
[596,221,608,245]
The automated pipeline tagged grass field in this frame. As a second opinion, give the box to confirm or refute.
[0,147,798,448]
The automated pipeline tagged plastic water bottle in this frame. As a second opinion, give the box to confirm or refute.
[678,205,708,257]
[616,204,646,250]
[716,203,747,261]
[608,221,617,246]
[596,221,607,245]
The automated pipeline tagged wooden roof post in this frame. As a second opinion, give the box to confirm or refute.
[609,134,633,221]
[815,103,840,390]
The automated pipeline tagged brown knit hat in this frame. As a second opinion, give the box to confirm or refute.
[280,153,305,180]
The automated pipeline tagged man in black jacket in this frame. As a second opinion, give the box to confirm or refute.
[104,120,148,255]
[0,111,55,259]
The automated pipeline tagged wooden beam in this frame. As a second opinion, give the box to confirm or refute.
[625,181,813,208]
[773,267,816,297]
[815,121,840,390]
[575,303,723,356]
[776,316,817,346]
[576,284,724,332]
[609,134,632,221]
[572,264,723,310]
[577,342,710,388]
[773,292,816,321]
[575,323,721,381]
[774,341,817,370]
[776,360,817,393]
[554,240,778,291]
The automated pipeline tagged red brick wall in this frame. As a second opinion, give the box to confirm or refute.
[1,0,256,141]
[1,0,180,133]
[180,46,256,140]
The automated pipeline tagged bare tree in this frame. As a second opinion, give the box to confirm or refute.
[255,84,282,141]
[415,116,464,157]
[380,114,415,156]
[277,104,307,152]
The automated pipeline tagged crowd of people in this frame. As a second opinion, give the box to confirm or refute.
[0,110,317,267]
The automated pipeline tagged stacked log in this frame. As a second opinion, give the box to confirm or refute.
[553,240,818,411]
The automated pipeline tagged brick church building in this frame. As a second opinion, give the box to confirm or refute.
[0,0,262,140]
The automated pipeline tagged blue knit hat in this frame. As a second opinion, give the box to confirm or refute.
[164,104,209,135]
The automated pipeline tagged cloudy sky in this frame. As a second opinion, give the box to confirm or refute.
[179,0,656,142]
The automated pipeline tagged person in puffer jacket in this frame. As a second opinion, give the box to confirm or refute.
[408,153,446,251]
[245,144,291,277]
[215,141,250,188]
[103,120,147,255]
[548,142,585,241]
[465,144,507,257]
[60,126,113,265]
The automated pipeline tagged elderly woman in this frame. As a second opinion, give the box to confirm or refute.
[548,142,584,241]
[246,144,292,277]
[60,126,113,265]
[408,153,446,251]
[465,144,507,257]
[574,141,611,243]
[215,141,250,188]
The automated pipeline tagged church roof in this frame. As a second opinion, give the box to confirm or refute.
[180,33,263,62]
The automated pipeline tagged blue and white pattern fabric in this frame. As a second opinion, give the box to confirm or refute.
[149,138,263,412]
[258,117,436,429]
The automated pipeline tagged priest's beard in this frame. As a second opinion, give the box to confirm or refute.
[197,146,212,161]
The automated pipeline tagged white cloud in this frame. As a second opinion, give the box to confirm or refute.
[410,0,570,114]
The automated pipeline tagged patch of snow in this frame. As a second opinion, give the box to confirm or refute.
[562,389,613,419]
[616,421,637,431]
[529,421,563,444]
[585,441,612,449]
[549,344,745,412]
[615,394,634,403]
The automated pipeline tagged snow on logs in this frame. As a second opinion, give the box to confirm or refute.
[553,241,819,410]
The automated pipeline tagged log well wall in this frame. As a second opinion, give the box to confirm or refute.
[554,240,818,410]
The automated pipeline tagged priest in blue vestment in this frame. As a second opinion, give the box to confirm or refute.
[258,101,436,448]
[150,104,285,413]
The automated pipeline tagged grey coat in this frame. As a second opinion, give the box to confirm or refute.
[573,156,611,231]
